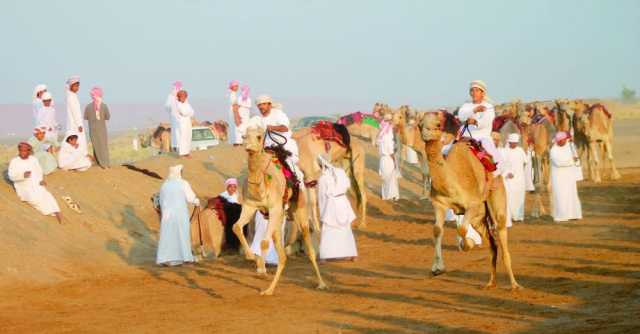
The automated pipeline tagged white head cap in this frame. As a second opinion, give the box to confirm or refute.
[41,92,53,101]
[508,133,520,143]
[469,80,487,93]
[256,95,273,105]
[168,164,183,179]
[33,84,47,99]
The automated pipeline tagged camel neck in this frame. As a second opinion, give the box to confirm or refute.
[424,139,450,194]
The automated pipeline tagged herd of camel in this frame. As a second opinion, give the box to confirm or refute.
[142,98,619,295]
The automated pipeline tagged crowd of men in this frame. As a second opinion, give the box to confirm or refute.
[8,78,583,267]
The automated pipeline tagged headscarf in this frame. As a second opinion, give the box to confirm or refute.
[554,131,570,143]
[228,80,239,90]
[32,84,47,100]
[90,86,103,119]
[469,80,494,104]
[240,85,250,102]
[224,178,238,187]
[173,80,183,92]
[168,165,183,179]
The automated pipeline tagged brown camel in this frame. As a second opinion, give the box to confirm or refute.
[418,111,521,290]
[553,99,573,132]
[573,102,621,183]
[232,125,327,295]
[293,126,368,230]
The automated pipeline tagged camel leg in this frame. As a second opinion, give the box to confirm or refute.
[233,205,258,261]
[497,228,522,290]
[295,206,328,290]
[431,204,447,275]
[590,141,601,183]
[260,216,287,296]
[457,206,484,252]
[350,147,368,230]
[604,140,621,180]
[307,186,321,232]
[419,152,431,199]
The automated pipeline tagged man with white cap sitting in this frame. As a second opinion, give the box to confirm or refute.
[501,133,528,222]
[254,94,303,182]
[457,80,501,174]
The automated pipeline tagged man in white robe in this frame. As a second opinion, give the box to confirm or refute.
[550,132,582,222]
[156,165,200,266]
[175,90,194,158]
[377,120,399,201]
[317,156,358,261]
[32,84,47,128]
[37,92,59,142]
[456,80,501,175]
[165,81,182,151]
[8,142,62,223]
[227,80,242,145]
[501,133,528,222]
[58,134,92,171]
[65,76,88,155]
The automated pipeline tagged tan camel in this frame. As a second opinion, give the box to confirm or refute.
[418,111,521,290]
[232,125,327,295]
[293,127,368,230]
[553,99,573,132]
[391,107,432,198]
[573,102,621,183]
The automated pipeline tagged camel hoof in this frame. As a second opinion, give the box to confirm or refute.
[357,223,368,231]
[431,269,446,277]
[260,289,274,296]
[316,282,328,290]
[245,253,256,261]
[482,282,497,290]
[511,283,524,291]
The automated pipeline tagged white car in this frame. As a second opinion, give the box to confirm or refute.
[191,126,220,150]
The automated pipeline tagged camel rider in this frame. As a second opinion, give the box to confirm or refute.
[457,80,502,175]
[255,95,304,185]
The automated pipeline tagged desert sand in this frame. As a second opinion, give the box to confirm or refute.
[0,117,639,333]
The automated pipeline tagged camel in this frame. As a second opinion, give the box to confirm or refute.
[573,102,621,183]
[390,107,432,197]
[553,99,573,132]
[231,125,327,295]
[418,111,521,290]
[293,125,368,230]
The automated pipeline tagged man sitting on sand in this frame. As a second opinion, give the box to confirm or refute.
[58,134,92,171]
[8,142,62,223]
[28,128,59,175]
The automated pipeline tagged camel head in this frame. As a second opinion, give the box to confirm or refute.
[244,117,266,154]
[419,112,446,142]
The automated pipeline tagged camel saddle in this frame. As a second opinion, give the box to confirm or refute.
[264,145,300,209]
[311,121,351,150]
[587,103,612,119]
[458,138,497,173]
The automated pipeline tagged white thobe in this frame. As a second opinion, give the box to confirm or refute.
[156,178,198,265]
[235,97,252,145]
[37,106,59,142]
[405,146,419,164]
[251,212,285,265]
[377,130,399,200]
[8,156,60,216]
[259,109,303,180]
[458,102,501,174]
[176,101,194,155]
[227,91,238,144]
[58,142,92,171]
[65,91,87,155]
[32,99,43,128]
[165,92,179,149]
[318,166,358,259]
[524,148,535,191]
[501,146,527,221]
[550,144,582,222]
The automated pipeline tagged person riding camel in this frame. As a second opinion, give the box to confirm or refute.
[255,95,304,186]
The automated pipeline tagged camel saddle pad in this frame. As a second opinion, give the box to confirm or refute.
[311,121,347,148]
[460,138,497,173]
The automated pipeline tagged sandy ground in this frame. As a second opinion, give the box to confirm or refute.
[0,121,639,333]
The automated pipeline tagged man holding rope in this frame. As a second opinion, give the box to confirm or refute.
[156,164,201,266]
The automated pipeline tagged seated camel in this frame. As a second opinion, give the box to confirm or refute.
[232,122,327,296]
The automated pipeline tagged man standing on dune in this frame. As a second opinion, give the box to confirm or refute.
[165,81,182,152]
[175,90,194,159]
[65,76,88,155]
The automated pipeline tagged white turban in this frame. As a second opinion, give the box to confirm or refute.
[168,165,183,179]
[32,84,47,100]
[256,95,273,105]
[508,133,520,143]
[41,92,53,101]
[470,80,487,92]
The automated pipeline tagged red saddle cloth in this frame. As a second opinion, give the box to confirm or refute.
[492,115,513,132]
[311,121,347,148]
[460,138,497,173]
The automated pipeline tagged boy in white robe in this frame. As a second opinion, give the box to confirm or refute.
[550,132,582,222]
[377,120,400,201]
[8,142,62,223]
[58,134,92,171]
[501,133,528,222]
[157,165,200,266]
[28,128,58,175]
[317,156,358,261]
[65,76,88,155]
[175,90,194,158]
[38,92,59,142]
[32,84,47,128]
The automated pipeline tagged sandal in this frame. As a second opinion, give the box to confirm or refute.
[61,196,82,214]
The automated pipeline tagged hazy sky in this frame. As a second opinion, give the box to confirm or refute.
[2,0,639,109]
